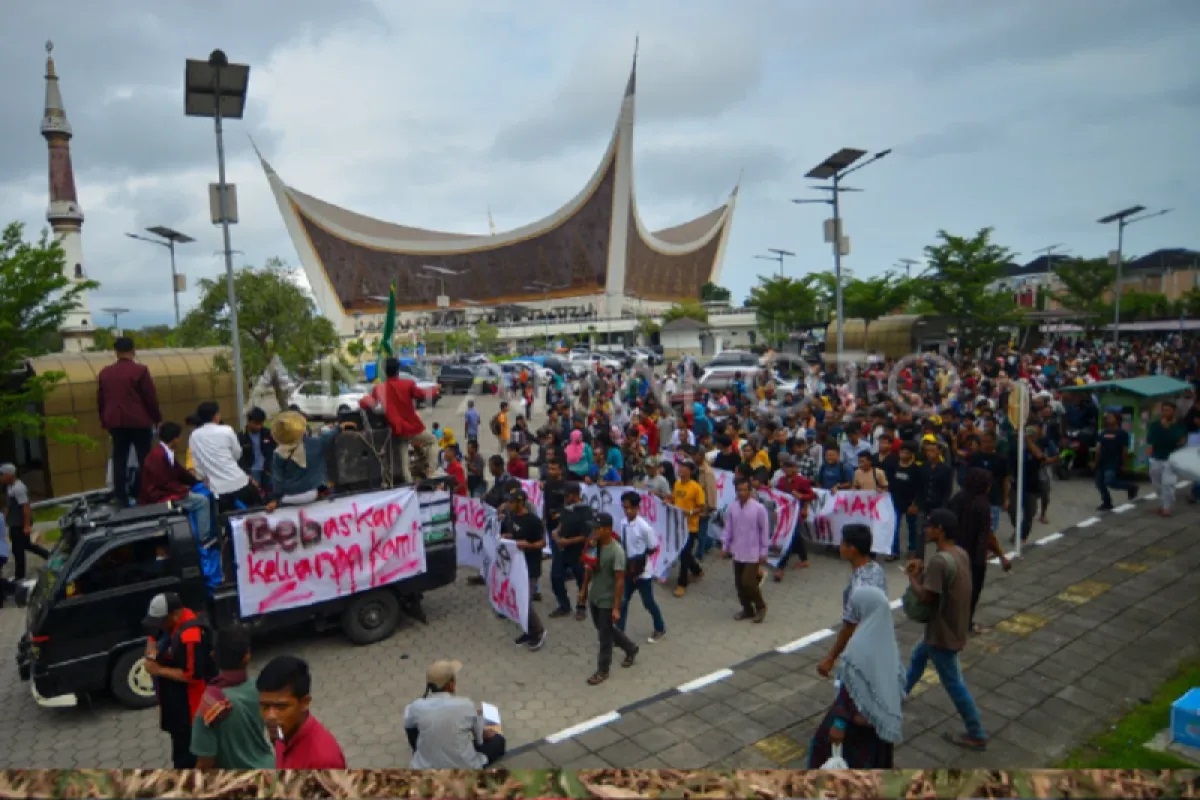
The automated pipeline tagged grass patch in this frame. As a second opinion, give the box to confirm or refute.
[33,505,66,524]
[40,528,62,547]
[1060,660,1200,769]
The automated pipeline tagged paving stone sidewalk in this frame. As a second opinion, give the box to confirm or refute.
[504,495,1200,769]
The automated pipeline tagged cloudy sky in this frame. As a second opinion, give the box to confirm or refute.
[2,0,1197,329]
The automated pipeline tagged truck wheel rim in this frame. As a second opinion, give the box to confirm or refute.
[130,659,155,697]
[359,602,384,629]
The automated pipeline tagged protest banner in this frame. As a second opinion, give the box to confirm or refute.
[760,487,800,568]
[230,488,425,617]
[482,536,529,632]
[453,495,500,573]
[711,468,737,510]
[807,490,896,554]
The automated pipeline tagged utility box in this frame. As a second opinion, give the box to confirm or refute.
[1171,688,1200,749]
[174,274,187,292]
[209,183,239,224]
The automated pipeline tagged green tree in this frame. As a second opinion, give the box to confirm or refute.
[912,228,1022,350]
[636,314,661,344]
[1053,258,1116,331]
[176,258,340,409]
[1179,288,1200,318]
[662,301,709,325]
[346,337,367,364]
[474,321,499,353]
[843,272,914,323]
[746,276,819,347]
[89,324,179,352]
[1117,290,1172,321]
[0,222,99,443]
[700,281,732,304]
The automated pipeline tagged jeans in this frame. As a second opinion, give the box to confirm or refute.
[110,427,153,507]
[775,520,809,567]
[695,516,714,560]
[590,603,636,674]
[892,511,918,556]
[905,641,986,741]
[676,533,702,587]
[475,733,506,765]
[990,505,1002,537]
[617,578,666,634]
[525,577,544,637]
[177,492,214,546]
[550,550,585,613]
[1148,458,1177,511]
[1095,467,1136,508]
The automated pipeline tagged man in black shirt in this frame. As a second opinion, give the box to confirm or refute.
[1007,428,1044,543]
[967,430,1009,536]
[888,442,923,559]
[505,490,547,651]
[711,435,741,472]
[549,481,592,621]
[916,438,953,558]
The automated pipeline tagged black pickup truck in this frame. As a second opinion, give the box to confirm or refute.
[16,486,456,710]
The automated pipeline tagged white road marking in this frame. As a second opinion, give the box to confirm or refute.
[1035,532,1064,546]
[1075,517,1101,528]
[676,669,734,692]
[1113,503,1136,513]
[1144,493,1158,500]
[776,628,835,654]
[1176,480,1192,489]
[545,711,620,743]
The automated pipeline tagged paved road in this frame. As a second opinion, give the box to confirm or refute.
[0,389,1116,768]
[508,484,1200,771]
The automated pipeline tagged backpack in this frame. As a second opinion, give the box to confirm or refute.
[901,550,958,623]
[489,414,502,436]
[170,617,218,683]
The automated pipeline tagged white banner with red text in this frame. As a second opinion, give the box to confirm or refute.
[230,488,426,617]
[452,495,530,631]
[806,489,895,554]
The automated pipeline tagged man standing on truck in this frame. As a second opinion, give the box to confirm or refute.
[1,464,49,580]
[189,402,261,512]
[139,423,213,543]
[97,336,162,508]
[190,627,275,769]
[142,592,214,768]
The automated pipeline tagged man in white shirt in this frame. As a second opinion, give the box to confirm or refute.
[615,491,666,642]
[188,402,261,512]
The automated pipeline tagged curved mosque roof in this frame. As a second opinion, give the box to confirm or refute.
[258,52,738,330]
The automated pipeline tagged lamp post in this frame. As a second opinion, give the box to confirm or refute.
[794,147,891,365]
[1098,206,1171,346]
[754,248,795,278]
[895,258,919,279]
[186,49,250,420]
[126,227,194,326]
[101,307,130,335]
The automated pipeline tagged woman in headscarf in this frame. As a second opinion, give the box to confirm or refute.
[950,467,1011,633]
[691,401,713,442]
[265,411,344,511]
[564,429,594,480]
[808,586,905,768]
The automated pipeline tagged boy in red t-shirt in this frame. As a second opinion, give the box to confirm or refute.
[443,446,468,496]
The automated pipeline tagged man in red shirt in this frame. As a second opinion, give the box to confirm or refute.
[257,656,347,769]
[143,593,213,767]
[443,446,468,497]
[97,336,162,507]
[362,358,435,482]
[506,442,529,479]
[772,456,816,580]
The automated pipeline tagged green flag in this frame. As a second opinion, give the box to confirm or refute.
[375,285,396,382]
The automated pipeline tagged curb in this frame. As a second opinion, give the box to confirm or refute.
[507,479,1193,758]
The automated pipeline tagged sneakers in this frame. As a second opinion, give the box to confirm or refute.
[548,608,571,619]
[647,630,666,643]
[734,610,754,621]
[1097,504,1114,512]
[514,633,532,646]
[527,630,547,651]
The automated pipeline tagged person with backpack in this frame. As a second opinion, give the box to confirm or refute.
[901,509,987,752]
[142,592,216,768]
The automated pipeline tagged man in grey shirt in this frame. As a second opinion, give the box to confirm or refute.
[2,464,49,580]
[637,458,671,499]
[403,660,505,768]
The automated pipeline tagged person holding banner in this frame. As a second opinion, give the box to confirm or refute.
[721,477,769,623]
[578,512,640,685]
[548,482,590,622]
[772,456,814,580]
[616,491,666,642]
[504,490,547,651]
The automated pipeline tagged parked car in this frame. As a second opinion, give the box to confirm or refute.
[704,350,759,369]
[436,365,480,394]
[505,360,554,384]
[398,367,440,407]
[288,381,370,419]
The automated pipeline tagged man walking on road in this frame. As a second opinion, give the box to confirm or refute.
[97,336,162,507]
[721,477,769,623]
[549,481,590,621]
[1146,400,1186,518]
[579,512,639,685]
[505,490,547,650]
[903,509,987,752]
[1,464,48,580]
[818,525,887,677]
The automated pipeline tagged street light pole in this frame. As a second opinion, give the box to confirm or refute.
[797,147,891,365]
[212,76,244,420]
[126,227,194,326]
[1098,206,1171,346]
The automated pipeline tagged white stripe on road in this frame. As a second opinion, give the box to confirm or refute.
[1113,503,1136,513]
[1144,493,1158,500]
[1035,532,1064,546]
[989,550,1019,565]
[676,669,733,692]
[1075,517,1101,528]
[889,598,903,610]
[776,628,835,654]
[545,712,620,743]
[1176,480,1192,489]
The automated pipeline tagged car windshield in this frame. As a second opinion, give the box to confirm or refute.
[406,364,430,380]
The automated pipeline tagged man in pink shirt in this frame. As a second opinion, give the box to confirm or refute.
[721,476,770,623]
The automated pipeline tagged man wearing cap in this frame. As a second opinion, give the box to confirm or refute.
[142,592,213,768]
[404,659,505,767]
[97,336,162,507]
[1,464,48,580]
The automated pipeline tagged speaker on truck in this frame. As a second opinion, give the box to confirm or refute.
[325,431,385,492]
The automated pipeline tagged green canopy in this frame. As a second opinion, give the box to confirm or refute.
[1060,375,1191,398]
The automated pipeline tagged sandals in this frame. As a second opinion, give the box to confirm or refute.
[622,648,639,668]
[942,730,987,752]
[587,672,609,685]
[574,608,587,621]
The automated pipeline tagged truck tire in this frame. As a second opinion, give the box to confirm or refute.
[110,648,158,710]
[341,590,401,645]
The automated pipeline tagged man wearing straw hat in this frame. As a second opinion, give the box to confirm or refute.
[265,411,346,511]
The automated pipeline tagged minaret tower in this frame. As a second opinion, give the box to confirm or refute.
[41,41,93,351]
